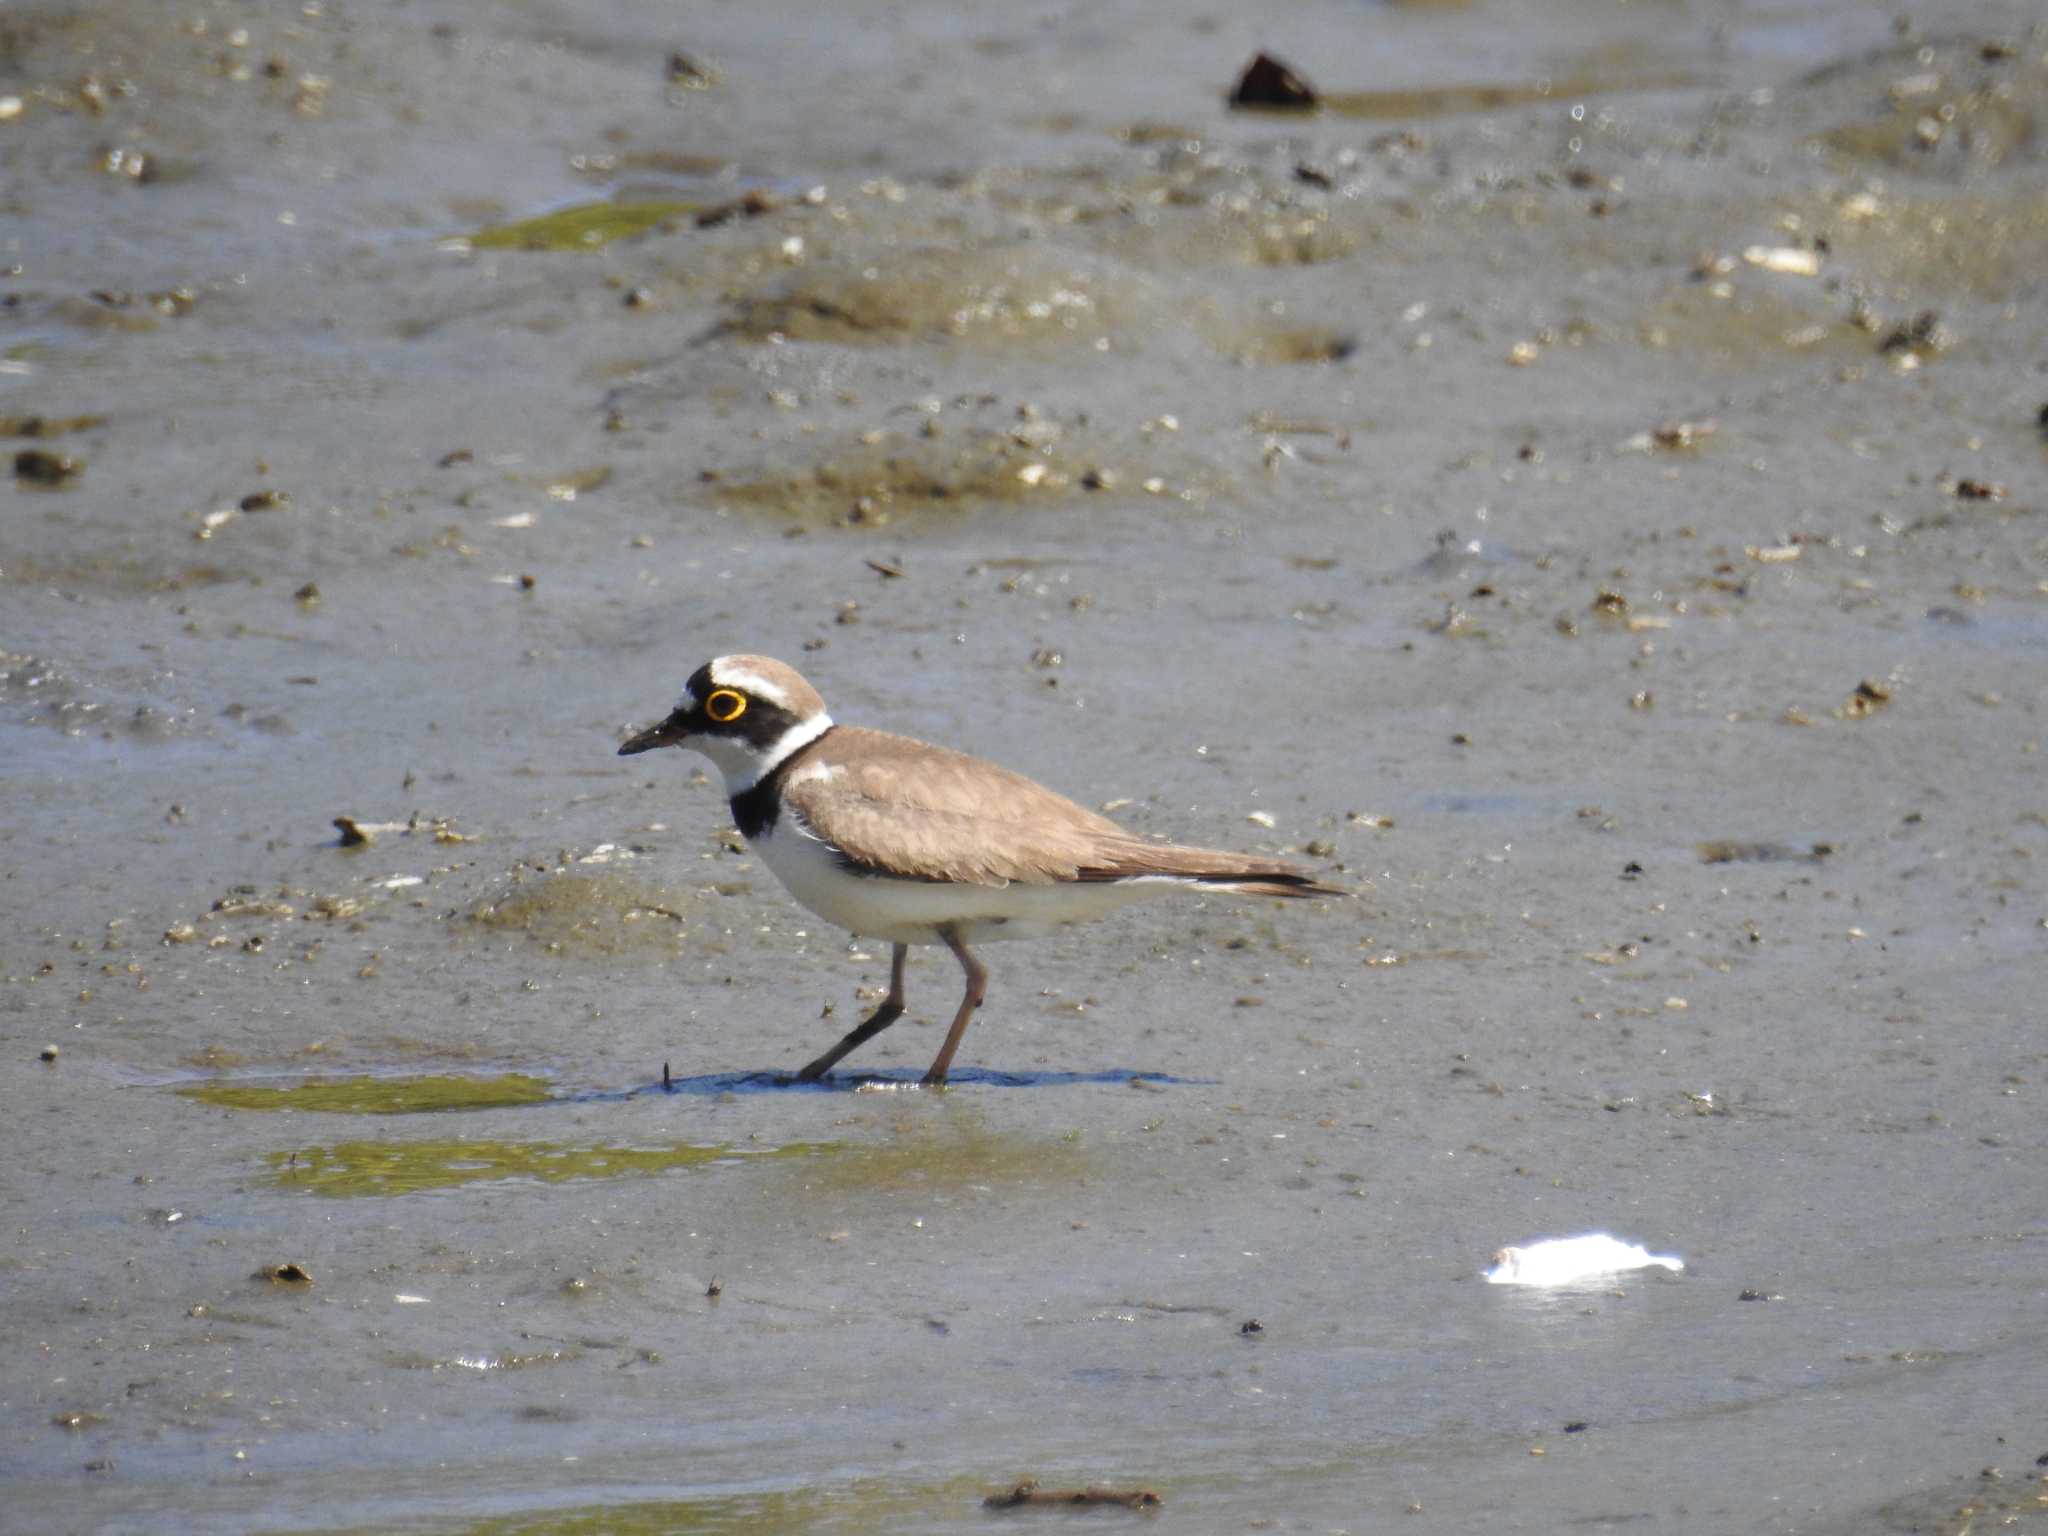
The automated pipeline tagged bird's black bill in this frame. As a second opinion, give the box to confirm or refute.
[618,713,688,756]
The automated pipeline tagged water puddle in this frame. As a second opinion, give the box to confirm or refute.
[649,1067,1188,1094]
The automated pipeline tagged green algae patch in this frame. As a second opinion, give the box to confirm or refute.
[181,1074,552,1116]
[268,1138,832,1197]
[470,200,695,251]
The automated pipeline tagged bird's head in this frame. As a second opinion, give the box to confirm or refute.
[618,654,832,790]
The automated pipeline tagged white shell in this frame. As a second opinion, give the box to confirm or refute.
[1483,1232,1684,1287]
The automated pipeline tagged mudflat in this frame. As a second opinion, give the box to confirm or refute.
[4,2,2045,1531]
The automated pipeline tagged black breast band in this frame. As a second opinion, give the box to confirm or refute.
[728,728,832,841]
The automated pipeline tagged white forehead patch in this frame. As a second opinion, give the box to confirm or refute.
[708,660,792,710]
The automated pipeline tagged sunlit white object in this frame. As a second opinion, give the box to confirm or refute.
[1484,1232,1684,1287]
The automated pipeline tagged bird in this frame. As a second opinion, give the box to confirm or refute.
[618,655,1342,1085]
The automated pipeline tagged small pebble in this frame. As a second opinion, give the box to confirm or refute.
[15,448,81,486]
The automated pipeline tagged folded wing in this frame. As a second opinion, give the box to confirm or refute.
[782,727,1341,896]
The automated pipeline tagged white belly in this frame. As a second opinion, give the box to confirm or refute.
[750,817,1166,944]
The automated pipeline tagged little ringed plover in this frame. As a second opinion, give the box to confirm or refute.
[619,654,1342,1085]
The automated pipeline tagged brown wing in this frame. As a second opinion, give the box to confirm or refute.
[782,727,1127,886]
[782,727,1344,896]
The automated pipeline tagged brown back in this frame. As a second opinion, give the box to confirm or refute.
[783,727,1340,894]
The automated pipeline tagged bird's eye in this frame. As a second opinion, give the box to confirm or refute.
[705,688,748,724]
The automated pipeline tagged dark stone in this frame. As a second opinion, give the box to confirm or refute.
[1229,52,1318,110]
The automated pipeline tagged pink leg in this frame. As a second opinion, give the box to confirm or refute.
[922,925,988,1087]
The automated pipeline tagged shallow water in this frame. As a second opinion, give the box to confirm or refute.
[4,0,2047,1531]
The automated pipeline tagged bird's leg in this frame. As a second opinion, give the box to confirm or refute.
[795,943,908,1081]
[921,925,988,1087]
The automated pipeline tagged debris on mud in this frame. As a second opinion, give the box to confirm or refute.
[985,1479,1162,1509]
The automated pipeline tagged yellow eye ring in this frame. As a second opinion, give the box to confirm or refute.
[704,688,748,724]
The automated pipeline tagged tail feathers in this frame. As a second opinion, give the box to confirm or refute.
[1188,872,1347,900]
[1079,841,1347,899]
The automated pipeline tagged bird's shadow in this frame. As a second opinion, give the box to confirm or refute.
[557,1066,1199,1102]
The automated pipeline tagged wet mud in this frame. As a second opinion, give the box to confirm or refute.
[4,1,2046,1532]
